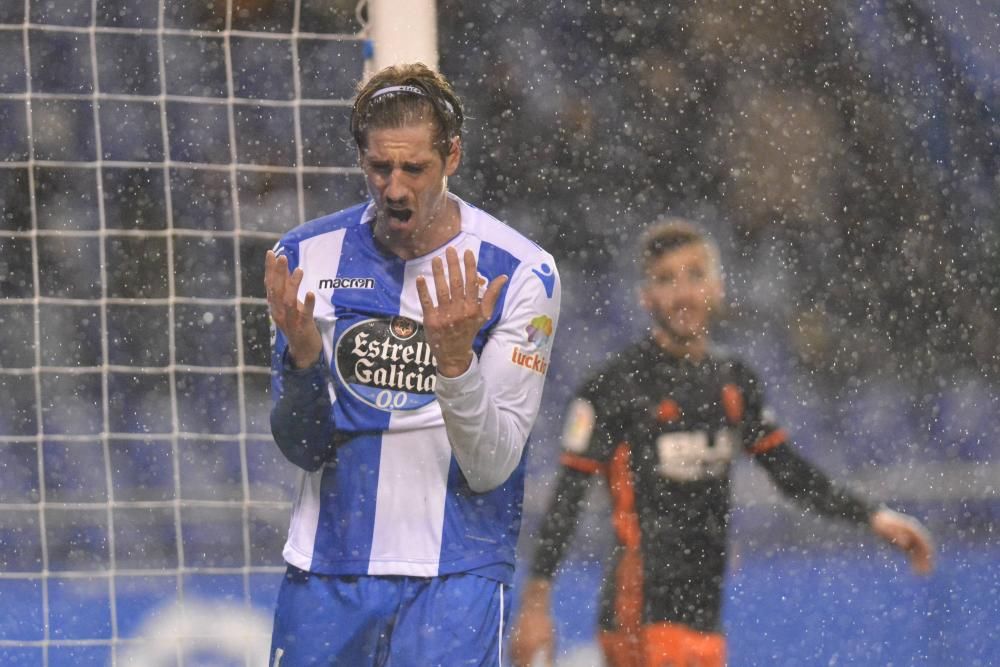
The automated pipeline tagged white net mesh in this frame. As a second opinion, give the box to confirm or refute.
[0,1,367,664]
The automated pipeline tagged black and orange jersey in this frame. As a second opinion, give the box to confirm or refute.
[529,337,875,634]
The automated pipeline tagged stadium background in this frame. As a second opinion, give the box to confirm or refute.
[0,0,997,665]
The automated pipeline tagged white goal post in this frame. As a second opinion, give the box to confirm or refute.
[365,0,439,74]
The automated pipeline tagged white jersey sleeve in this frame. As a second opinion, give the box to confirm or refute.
[435,258,561,491]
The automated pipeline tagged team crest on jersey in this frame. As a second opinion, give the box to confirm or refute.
[335,317,437,412]
[389,315,418,340]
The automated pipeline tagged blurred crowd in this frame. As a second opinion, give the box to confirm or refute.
[440,0,999,388]
[435,0,1000,482]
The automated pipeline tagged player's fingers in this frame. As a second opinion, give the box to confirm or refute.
[301,290,316,319]
[907,529,935,574]
[415,276,435,314]
[878,511,935,575]
[288,265,304,291]
[431,256,451,305]
[272,255,289,308]
[283,267,303,311]
[912,549,933,575]
[445,247,465,300]
[264,249,275,281]
[463,249,480,300]
[892,516,934,573]
[480,274,509,316]
[264,250,279,301]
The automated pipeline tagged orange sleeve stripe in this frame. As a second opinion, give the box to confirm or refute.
[721,383,745,424]
[560,452,606,475]
[609,444,641,548]
[749,428,787,455]
[611,547,644,636]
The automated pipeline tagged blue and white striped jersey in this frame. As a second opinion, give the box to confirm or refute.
[270,194,560,584]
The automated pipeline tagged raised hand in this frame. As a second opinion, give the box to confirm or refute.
[870,507,935,575]
[264,249,323,369]
[416,246,508,378]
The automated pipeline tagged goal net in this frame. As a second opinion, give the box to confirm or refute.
[0,1,374,664]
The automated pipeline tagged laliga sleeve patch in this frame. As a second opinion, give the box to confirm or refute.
[562,398,596,453]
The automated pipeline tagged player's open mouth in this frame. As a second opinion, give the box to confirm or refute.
[387,208,413,222]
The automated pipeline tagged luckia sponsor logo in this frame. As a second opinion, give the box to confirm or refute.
[511,314,553,375]
[335,316,437,411]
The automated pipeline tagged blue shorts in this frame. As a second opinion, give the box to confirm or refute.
[269,566,510,666]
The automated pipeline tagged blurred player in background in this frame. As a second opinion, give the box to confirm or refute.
[264,63,560,666]
[510,219,932,667]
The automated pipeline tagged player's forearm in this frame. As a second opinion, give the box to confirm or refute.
[529,467,591,578]
[270,356,337,471]
[435,356,526,493]
[757,444,875,524]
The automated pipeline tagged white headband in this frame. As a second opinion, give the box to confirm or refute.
[369,85,455,115]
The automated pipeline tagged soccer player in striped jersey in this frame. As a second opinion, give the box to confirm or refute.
[264,63,560,666]
[510,220,932,667]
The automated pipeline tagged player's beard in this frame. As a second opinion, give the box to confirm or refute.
[376,182,448,237]
[373,190,453,257]
[373,201,421,244]
[653,305,710,348]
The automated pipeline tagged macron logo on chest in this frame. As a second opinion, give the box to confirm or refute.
[318,277,375,290]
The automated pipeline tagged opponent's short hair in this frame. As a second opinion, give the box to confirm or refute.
[351,63,464,160]
[640,217,721,273]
